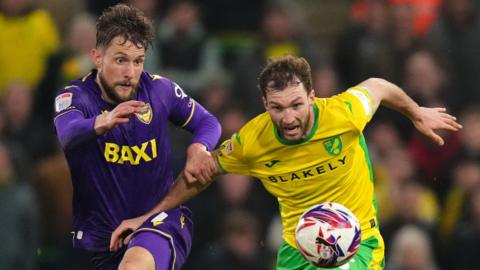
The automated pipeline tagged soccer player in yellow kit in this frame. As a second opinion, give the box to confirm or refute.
[112,55,462,269]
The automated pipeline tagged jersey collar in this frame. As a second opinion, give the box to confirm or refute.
[274,103,319,145]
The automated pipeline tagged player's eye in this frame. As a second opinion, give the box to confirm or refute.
[134,59,144,65]
[293,103,302,109]
[115,58,126,64]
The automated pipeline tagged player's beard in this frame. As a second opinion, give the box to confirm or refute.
[98,71,138,104]
[276,108,312,140]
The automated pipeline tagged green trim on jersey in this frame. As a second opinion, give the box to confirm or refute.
[359,133,374,183]
[344,100,353,113]
[359,133,380,223]
[235,133,242,145]
[276,236,383,270]
[274,103,319,145]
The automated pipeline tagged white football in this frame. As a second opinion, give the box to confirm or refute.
[295,202,361,268]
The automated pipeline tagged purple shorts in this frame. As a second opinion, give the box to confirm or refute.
[91,207,193,270]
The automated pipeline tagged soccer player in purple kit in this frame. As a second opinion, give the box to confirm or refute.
[54,4,220,270]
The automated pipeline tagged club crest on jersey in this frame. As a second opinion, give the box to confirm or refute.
[135,103,152,124]
[323,136,343,156]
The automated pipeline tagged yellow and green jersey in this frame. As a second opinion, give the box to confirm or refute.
[215,86,379,248]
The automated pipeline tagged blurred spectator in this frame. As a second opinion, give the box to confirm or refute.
[379,49,450,141]
[2,82,56,164]
[130,0,161,22]
[58,13,96,83]
[218,107,249,141]
[0,0,60,95]
[439,159,480,238]
[339,0,396,85]
[185,174,277,269]
[387,225,439,270]
[265,214,282,255]
[404,49,460,194]
[366,121,404,162]
[0,141,38,270]
[338,0,422,86]
[456,105,480,160]
[448,185,480,269]
[403,49,448,108]
[407,129,460,198]
[145,0,226,97]
[33,145,72,263]
[234,1,322,116]
[376,148,440,227]
[389,2,423,83]
[336,0,392,86]
[35,12,96,123]
[426,0,480,112]
[189,209,270,270]
[312,64,342,98]
[352,0,442,37]
[198,81,232,116]
[199,0,266,66]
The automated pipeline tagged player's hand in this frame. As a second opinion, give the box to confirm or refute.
[412,107,462,145]
[109,214,148,252]
[183,143,217,185]
[94,100,146,135]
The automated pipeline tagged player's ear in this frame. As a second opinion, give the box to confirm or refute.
[308,89,315,104]
[262,96,268,110]
[91,48,102,69]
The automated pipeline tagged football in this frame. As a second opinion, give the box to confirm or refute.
[295,202,361,268]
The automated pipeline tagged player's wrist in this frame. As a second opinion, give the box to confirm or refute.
[94,112,109,135]
[187,142,208,153]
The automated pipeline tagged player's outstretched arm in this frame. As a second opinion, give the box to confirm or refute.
[109,169,217,251]
[359,78,463,145]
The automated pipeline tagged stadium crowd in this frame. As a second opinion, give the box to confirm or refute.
[0,0,479,269]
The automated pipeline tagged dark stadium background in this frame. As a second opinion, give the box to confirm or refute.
[1,0,480,269]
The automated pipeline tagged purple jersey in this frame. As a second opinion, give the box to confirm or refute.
[54,70,220,252]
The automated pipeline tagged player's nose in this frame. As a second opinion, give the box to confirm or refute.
[123,62,135,78]
[282,109,296,124]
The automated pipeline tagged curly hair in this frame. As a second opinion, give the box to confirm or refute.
[258,55,312,97]
[96,3,154,50]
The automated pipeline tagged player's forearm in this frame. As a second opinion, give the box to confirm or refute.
[184,102,221,151]
[361,78,420,120]
[54,112,97,150]
[145,172,210,216]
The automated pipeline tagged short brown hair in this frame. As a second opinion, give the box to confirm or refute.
[96,3,154,50]
[258,55,312,97]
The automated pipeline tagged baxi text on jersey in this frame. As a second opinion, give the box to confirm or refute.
[104,139,158,165]
[267,155,347,183]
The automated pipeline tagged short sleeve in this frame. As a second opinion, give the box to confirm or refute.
[338,86,374,131]
[214,133,250,175]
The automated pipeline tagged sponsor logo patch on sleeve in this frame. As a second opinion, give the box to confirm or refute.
[55,92,73,112]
